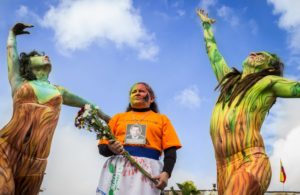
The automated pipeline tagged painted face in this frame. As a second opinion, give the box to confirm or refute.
[242,52,274,70]
[29,55,52,81]
[130,84,154,109]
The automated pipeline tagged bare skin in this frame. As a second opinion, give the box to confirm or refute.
[7,23,111,116]
[1,23,110,195]
[197,9,300,195]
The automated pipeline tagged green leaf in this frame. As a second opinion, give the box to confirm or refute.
[108,189,114,195]
[177,183,183,190]
[109,163,115,173]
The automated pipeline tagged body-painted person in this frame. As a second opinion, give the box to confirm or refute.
[97,82,181,195]
[0,23,110,195]
[197,9,300,195]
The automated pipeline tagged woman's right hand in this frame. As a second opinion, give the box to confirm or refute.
[12,23,34,36]
[196,9,215,24]
[108,140,124,155]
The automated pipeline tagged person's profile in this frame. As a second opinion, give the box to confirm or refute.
[125,124,146,144]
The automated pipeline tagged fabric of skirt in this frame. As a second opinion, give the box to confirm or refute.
[96,155,162,195]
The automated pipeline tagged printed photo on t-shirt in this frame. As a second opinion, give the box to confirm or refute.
[125,124,147,144]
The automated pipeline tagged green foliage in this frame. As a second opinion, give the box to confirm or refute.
[171,181,201,195]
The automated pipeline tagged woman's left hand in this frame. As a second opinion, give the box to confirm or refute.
[153,171,169,190]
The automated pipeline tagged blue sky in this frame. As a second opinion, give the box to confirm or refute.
[1,0,300,194]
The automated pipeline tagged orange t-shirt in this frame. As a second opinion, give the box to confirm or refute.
[99,110,181,153]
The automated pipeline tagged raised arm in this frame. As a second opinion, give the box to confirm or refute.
[270,76,300,98]
[7,23,33,94]
[58,86,111,123]
[196,9,231,82]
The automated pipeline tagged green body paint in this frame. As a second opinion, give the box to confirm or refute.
[202,22,231,82]
[197,9,300,194]
[30,55,51,66]
[2,24,110,195]
[29,80,61,104]
[210,77,276,158]
[202,20,300,159]
[292,83,300,96]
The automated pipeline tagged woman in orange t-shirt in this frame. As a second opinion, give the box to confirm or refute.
[97,82,181,195]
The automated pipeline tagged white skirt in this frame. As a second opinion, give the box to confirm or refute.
[96,155,162,195]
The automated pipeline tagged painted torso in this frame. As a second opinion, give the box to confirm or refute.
[210,76,276,159]
[28,80,61,104]
[0,81,63,158]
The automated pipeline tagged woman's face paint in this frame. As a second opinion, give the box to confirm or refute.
[30,55,52,81]
[129,84,154,109]
[243,52,274,70]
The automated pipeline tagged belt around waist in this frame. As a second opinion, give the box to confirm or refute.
[124,146,160,160]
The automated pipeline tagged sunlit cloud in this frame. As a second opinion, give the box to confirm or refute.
[217,5,239,27]
[15,5,41,22]
[177,10,186,17]
[43,123,105,195]
[268,0,300,54]
[248,19,258,35]
[174,85,202,109]
[269,126,300,191]
[198,0,217,13]
[259,5,300,187]
[41,0,159,60]
[16,5,29,17]
[263,99,300,191]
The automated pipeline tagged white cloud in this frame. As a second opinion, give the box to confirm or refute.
[248,19,258,35]
[43,123,106,195]
[264,99,300,139]
[217,5,239,27]
[268,0,300,29]
[269,126,300,191]
[171,1,180,8]
[16,5,29,17]
[268,0,300,53]
[41,0,159,60]
[198,0,217,13]
[262,99,300,191]
[174,85,202,109]
[177,10,186,17]
[15,5,41,22]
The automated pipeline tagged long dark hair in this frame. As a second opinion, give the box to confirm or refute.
[126,82,159,113]
[216,53,284,107]
[19,50,44,80]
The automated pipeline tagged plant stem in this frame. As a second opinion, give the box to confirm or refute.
[94,115,158,185]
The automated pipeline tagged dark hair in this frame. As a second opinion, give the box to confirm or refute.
[126,82,159,113]
[19,50,45,80]
[130,124,142,131]
[216,52,284,107]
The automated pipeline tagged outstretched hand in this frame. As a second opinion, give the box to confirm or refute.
[12,23,34,35]
[196,9,215,24]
